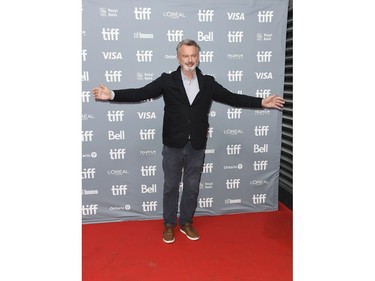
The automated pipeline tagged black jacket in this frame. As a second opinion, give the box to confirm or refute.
[113,67,263,149]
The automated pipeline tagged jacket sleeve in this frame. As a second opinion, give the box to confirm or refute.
[209,76,263,108]
[112,74,165,103]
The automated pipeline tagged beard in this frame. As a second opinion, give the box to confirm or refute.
[181,62,198,72]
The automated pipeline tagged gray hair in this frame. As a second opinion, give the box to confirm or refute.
[176,39,201,54]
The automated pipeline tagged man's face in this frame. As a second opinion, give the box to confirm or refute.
[177,45,199,72]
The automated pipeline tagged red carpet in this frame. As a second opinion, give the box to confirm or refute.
[82,202,292,281]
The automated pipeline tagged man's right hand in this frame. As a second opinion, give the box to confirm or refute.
[93,83,112,100]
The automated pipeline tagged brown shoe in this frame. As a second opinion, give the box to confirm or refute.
[180,223,200,241]
[163,225,175,244]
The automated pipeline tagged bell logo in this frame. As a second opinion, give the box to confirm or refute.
[141,184,157,193]
[254,144,268,153]
[108,131,125,140]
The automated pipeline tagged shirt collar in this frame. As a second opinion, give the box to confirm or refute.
[181,70,197,81]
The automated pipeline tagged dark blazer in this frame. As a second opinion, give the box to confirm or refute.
[113,66,263,149]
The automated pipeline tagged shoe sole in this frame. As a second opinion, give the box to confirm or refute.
[180,229,200,241]
[163,237,175,244]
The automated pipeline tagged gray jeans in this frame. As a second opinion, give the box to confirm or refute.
[162,142,205,226]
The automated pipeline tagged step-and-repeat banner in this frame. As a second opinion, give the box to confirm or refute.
[82,0,289,224]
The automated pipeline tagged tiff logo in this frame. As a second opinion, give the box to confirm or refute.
[257,51,272,62]
[82,49,87,61]
[82,168,95,179]
[228,31,243,43]
[142,201,157,211]
[252,194,266,204]
[167,30,183,42]
[82,131,93,142]
[202,163,213,174]
[199,197,213,208]
[141,166,157,176]
[254,125,269,136]
[109,148,126,160]
[207,127,213,138]
[112,185,128,195]
[226,144,241,155]
[105,70,122,82]
[200,51,214,62]
[102,28,119,40]
[136,50,153,62]
[228,70,243,82]
[82,204,98,216]
[198,9,214,22]
[253,160,268,171]
[227,108,242,119]
[82,91,90,103]
[139,129,156,140]
[107,110,124,122]
[258,11,274,23]
[255,89,271,98]
[134,7,151,20]
[226,179,240,189]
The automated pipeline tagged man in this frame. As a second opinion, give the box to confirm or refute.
[93,39,285,244]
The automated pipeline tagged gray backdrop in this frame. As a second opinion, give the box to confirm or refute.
[82,0,289,224]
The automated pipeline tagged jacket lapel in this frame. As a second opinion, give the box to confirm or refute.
[192,68,205,105]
